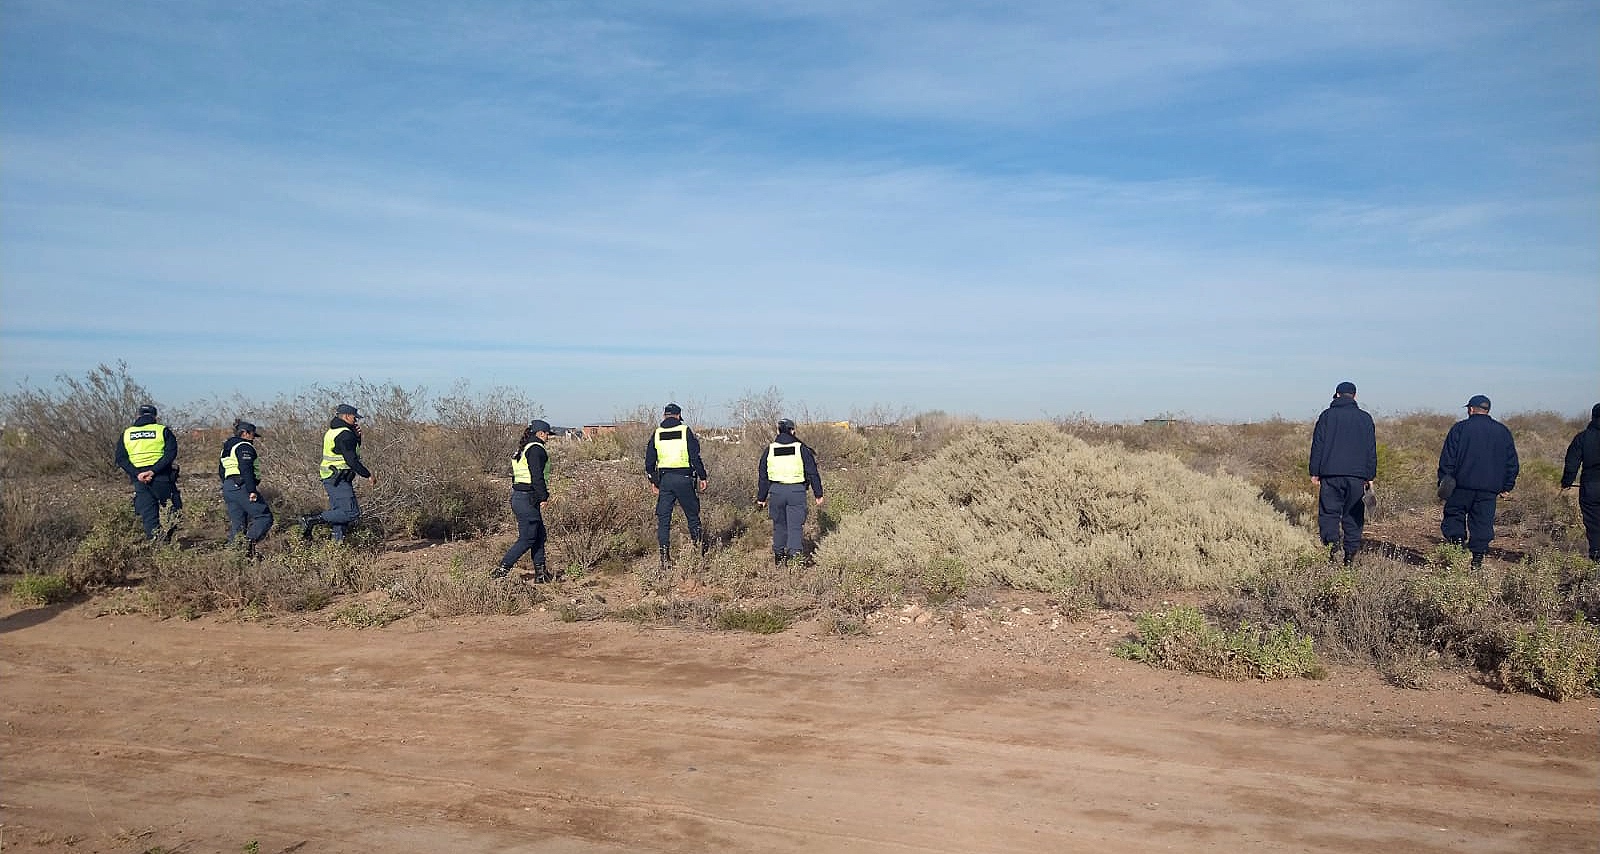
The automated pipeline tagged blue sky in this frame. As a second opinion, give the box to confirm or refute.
[3,0,1596,425]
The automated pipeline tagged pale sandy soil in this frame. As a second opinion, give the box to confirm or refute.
[2,559,1596,854]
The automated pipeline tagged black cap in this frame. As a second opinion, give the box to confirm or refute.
[528,419,552,435]
[1465,395,1491,411]
[137,404,158,417]
[663,403,682,415]
[1592,403,1600,421]
[777,418,796,433]
[1335,381,1357,395]
[235,420,260,435]
[335,403,364,419]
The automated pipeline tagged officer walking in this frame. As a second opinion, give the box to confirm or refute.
[115,403,182,542]
[494,419,554,582]
[1438,394,1519,568]
[644,403,708,568]
[1309,381,1377,565]
[756,418,825,565]
[300,403,375,543]
[219,420,273,554]
[1561,403,1600,562]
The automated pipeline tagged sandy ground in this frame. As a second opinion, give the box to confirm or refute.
[2,584,1597,854]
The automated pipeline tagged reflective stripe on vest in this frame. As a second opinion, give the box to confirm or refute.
[220,440,261,479]
[123,424,167,468]
[654,426,690,469]
[511,441,552,484]
[320,427,352,479]
[766,442,805,484]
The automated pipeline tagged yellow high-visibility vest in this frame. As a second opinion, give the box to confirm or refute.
[220,440,261,479]
[766,442,805,484]
[654,426,690,469]
[123,424,167,468]
[511,441,552,484]
[320,427,352,479]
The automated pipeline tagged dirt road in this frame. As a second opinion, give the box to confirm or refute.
[2,602,1595,853]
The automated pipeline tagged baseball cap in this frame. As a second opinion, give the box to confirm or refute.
[137,404,158,417]
[663,403,682,415]
[1465,395,1491,411]
[528,419,552,434]
[235,420,260,435]
[335,403,364,419]
[1335,381,1357,395]
[777,418,796,432]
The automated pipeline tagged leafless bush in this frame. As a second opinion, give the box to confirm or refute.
[0,480,90,573]
[545,461,655,573]
[434,380,540,474]
[1,361,155,476]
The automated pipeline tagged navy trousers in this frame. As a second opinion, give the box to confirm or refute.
[222,479,274,543]
[1442,487,1498,557]
[1580,484,1600,559]
[501,490,548,568]
[1316,476,1366,557]
[655,470,702,547]
[319,476,361,542]
[132,476,182,540]
[767,483,808,556]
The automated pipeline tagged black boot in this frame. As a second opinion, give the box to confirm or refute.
[490,565,511,579]
[773,551,785,566]
[298,514,317,541]
[659,546,672,570]
[533,564,551,584]
[1470,553,1485,569]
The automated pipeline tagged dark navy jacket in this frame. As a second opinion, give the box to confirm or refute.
[1309,396,1377,480]
[756,432,824,502]
[115,414,178,481]
[643,417,706,485]
[1562,417,1600,490]
[1438,413,1519,493]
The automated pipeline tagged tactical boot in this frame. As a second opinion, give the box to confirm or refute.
[533,564,551,584]
[1470,553,1485,569]
[659,546,673,571]
[490,565,511,580]
[773,551,785,567]
[298,515,317,541]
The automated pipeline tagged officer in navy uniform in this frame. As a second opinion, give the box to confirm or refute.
[494,419,554,582]
[1438,394,1519,568]
[1560,403,1600,562]
[644,403,708,568]
[115,403,182,541]
[300,403,375,543]
[756,418,825,564]
[218,420,273,554]
[1309,381,1377,565]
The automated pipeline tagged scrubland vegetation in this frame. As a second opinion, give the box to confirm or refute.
[2,364,1595,700]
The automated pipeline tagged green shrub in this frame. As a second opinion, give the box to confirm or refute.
[144,544,339,616]
[10,573,73,605]
[1497,616,1600,701]
[920,554,968,604]
[1115,605,1323,681]
[66,499,148,589]
[714,605,793,633]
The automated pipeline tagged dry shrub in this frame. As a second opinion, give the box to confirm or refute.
[144,545,338,617]
[546,461,656,573]
[1229,554,1424,665]
[816,423,1316,607]
[433,381,540,474]
[1,361,153,477]
[388,565,533,617]
[66,498,148,589]
[1496,616,1600,700]
[0,481,90,574]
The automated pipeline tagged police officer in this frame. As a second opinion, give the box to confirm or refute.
[494,419,554,582]
[1309,381,1377,565]
[756,418,825,565]
[300,403,375,543]
[644,403,707,568]
[1438,394,1519,568]
[1561,403,1600,562]
[115,403,182,541]
[218,420,273,554]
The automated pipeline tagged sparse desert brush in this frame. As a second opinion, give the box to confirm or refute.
[144,544,339,617]
[10,572,74,606]
[0,361,153,477]
[432,380,541,474]
[66,498,149,589]
[1114,604,1324,680]
[815,423,1317,607]
[388,564,533,617]
[1229,554,1420,664]
[714,604,793,633]
[1496,615,1600,701]
[0,481,89,574]
[546,462,655,573]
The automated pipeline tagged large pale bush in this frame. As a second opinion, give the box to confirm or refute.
[816,423,1316,602]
